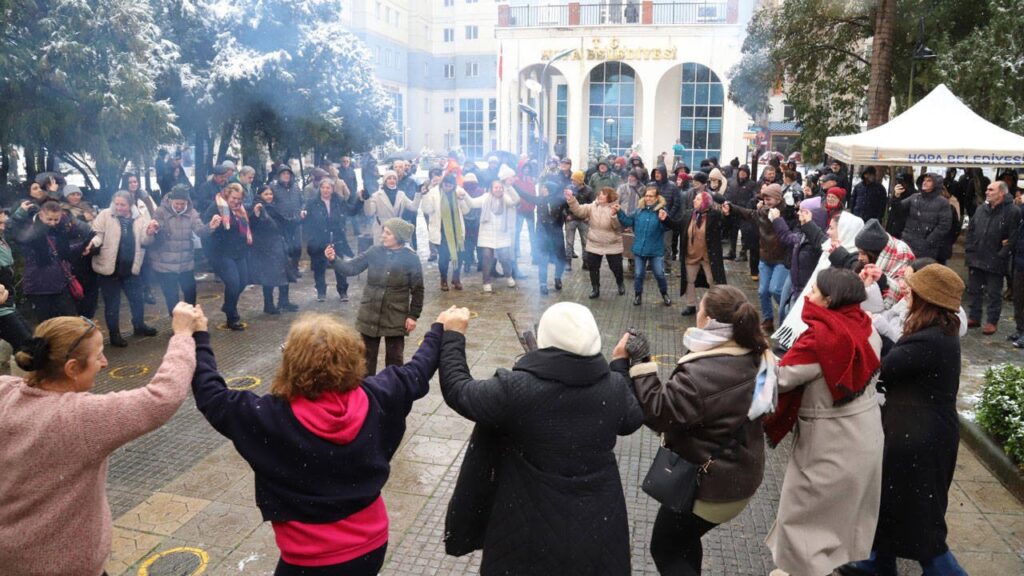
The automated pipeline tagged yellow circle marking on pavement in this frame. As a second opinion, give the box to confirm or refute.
[216,322,248,331]
[199,293,221,301]
[109,365,151,380]
[651,354,677,367]
[226,376,262,391]
[137,546,208,576]
[469,310,479,319]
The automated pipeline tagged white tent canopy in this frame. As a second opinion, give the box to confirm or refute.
[824,84,1024,167]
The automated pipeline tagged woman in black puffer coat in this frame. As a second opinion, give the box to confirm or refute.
[439,302,644,575]
[249,185,298,314]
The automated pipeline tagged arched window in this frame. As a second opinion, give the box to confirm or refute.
[588,62,636,156]
[679,63,724,169]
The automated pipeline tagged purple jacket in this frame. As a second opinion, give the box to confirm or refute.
[772,217,828,299]
[13,214,91,295]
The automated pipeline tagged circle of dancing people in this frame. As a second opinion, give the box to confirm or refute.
[0,151,1021,576]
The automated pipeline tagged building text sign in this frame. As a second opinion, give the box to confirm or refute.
[541,38,677,62]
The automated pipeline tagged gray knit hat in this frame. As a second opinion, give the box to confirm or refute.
[855,219,888,254]
[382,217,415,245]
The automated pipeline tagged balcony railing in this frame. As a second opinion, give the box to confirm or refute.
[498,2,735,28]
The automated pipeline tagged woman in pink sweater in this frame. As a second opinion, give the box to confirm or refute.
[0,302,205,576]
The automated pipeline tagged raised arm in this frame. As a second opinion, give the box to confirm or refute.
[626,360,705,432]
[76,304,200,456]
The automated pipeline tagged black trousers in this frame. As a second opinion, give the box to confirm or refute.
[584,252,624,288]
[274,544,387,576]
[310,248,348,298]
[155,270,197,316]
[748,232,760,276]
[28,292,78,322]
[98,274,146,334]
[650,505,718,576]
[0,311,33,351]
[967,267,1005,325]
[362,334,404,376]
[1013,268,1024,333]
[262,285,292,309]
[724,220,739,256]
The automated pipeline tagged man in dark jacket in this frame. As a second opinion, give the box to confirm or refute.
[964,181,1021,335]
[724,184,789,332]
[193,165,229,214]
[851,166,887,222]
[1009,192,1024,347]
[890,172,952,262]
[725,165,757,261]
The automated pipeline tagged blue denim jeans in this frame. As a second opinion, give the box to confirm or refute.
[634,256,668,295]
[849,549,967,576]
[537,247,565,287]
[215,255,249,323]
[778,274,794,321]
[758,261,788,321]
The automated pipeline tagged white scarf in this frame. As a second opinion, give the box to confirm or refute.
[682,319,734,352]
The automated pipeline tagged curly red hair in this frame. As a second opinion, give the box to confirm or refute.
[272,314,366,400]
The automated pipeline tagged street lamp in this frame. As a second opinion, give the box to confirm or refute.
[907,16,936,106]
[536,47,575,160]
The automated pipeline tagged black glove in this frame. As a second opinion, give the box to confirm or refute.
[625,328,651,365]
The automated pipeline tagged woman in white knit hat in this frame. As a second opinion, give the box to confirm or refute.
[438,302,643,574]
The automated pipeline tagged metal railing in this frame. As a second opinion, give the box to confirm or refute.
[500,2,729,28]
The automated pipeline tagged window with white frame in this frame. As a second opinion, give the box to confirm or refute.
[460,98,484,159]
[444,0,453,5]
[444,64,455,79]
[465,25,478,40]
[443,28,454,42]
[465,61,478,77]
[443,98,455,113]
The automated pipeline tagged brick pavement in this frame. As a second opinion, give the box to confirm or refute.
[71,232,1024,575]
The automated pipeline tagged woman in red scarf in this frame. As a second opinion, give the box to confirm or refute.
[764,268,884,576]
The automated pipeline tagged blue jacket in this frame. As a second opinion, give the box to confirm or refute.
[617,198,668,258]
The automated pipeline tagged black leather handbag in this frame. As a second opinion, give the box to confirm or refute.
[641,424,747,514]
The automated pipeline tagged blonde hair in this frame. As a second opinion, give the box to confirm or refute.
[15,317,96,386]
[272,314,366,400]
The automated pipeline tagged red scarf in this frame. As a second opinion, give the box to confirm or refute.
[763,299,880,446]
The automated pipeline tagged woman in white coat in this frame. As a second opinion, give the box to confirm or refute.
[89,191,159,347]
[363,169,421,245]
[467,179,520,292]
[421,174,471,291]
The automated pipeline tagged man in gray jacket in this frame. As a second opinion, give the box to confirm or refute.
[965,181,1021,335]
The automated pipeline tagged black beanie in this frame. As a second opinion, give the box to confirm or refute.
[855,219,888,254]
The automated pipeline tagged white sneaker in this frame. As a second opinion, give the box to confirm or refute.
[482,283,493,293]
[507,278,516,288]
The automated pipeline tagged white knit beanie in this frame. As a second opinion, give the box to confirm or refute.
[536,302,602,356]
[497,163,516,181]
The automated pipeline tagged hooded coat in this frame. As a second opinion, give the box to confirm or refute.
[439,331,644,576]
[890,173,952,260]
[249,203,297,287]
[14,214,92,295]
[89,208,154,277]
[616,197,669,258]
[149,196,206,274]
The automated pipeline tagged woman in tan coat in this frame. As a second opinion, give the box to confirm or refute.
[567,186,625,298]
[89,191,159,347]
[764,268,884,576]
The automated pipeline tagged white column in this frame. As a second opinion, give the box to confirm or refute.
[566,78,584,166]
[639,70,659,166]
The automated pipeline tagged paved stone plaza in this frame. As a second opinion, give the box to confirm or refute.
[70,236,1024,576]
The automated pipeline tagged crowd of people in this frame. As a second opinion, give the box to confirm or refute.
[0,146,1020,576]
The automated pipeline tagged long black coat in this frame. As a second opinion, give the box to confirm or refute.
[674,208,727,294]
[517,189,569,262]
[303,195,353,257]
[874,325,961,560]
[248,204,295,287]
[439,333,644,576]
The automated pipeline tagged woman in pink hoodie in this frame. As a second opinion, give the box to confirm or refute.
[192,311,449,575]
[0,302,204,576]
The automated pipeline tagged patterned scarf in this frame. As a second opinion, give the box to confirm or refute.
[693,191,712,228]
[440,190,464,264]
[875,235,915,307]
[681,319,733,353]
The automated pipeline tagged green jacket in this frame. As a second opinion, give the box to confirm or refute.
[332,245,424,337]
[588,171,620,192]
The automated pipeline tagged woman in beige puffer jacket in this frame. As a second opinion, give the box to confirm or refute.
[568,186,625,298]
